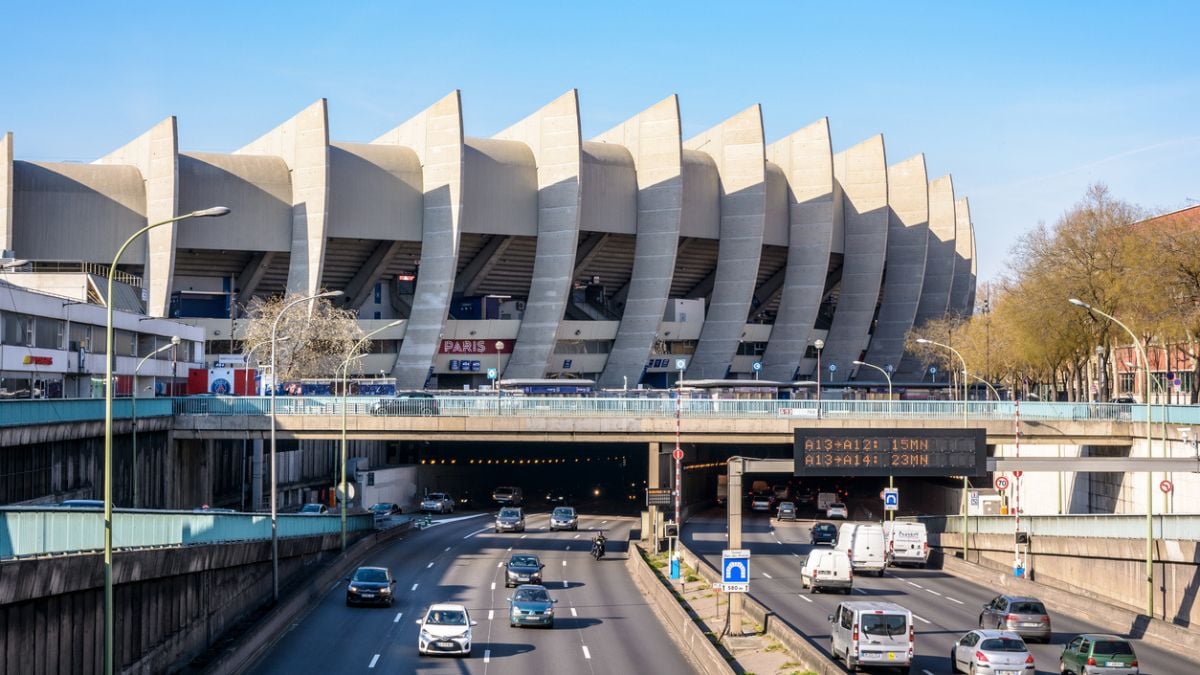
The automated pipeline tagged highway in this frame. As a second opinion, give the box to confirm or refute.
[683,507,1197,675]
[250,509,694,675]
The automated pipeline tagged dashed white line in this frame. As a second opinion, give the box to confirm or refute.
[854,588,868,594]
[444,546,451,552]
[582,645,592,659]
[507,546,513,551]
[562,560,567,566]
[600,520,607,525]
[565,545,570,550]
[563,580,569,588]
[410,583,419,591]
[426,562,434,569]
[497,561,504,568]
[488,609,494,620]
[907,581,922,589]
[484,649,491,664]
[762,572,773,579]
[797,594,812,603]
[792,552,800,558]
[368,654,380,668]
[923,670,935,675]
[329,581,340,591]
[912,613,931,625]
[925,588,942,597]
[521,534,528,539]
[570,607,578,617]
[574,534,580,539]
[490,582,496,591]
[947,596,964,605]
[393,612,403,623]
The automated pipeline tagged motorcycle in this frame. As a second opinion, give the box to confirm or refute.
[591,533,607,560]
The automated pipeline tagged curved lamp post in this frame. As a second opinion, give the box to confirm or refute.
[1069,298,1155,617]
[915,336,971,559]
[103,206,229,675]
[854,359,896,520]
[338,319,403,551]
[132,335,180,509]
[971,374,1001,402]
[813,339,825,417]
[269,289,342,601]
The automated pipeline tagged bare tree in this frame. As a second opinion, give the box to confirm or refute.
[240,293,363,381]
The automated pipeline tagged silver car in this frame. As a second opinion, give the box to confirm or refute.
[421,492,454,513]
[979,595,1051,643]
[549,506,578,531]
[950,630,1035,674]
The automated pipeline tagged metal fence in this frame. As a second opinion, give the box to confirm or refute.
[0,508,376,558]
[911,514,1200,540]
[0,398,174,428]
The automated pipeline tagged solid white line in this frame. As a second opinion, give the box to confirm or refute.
[488,609,494,620]
[797,594,812,603]
[410,583,419,591]
[854,588,868,595]
[582,645,591,659]
[368,654,380,668]
[490,582,496,591]
[907,581,922,588]
[925,588,942,597]
[913,613,931,625]
[947,596,965,605]
[427,562,434,569]
[464,526,491,539]
[484,649,491,664]
[571,607,578,617]
[762,572,773,579]
[393,612,403,623]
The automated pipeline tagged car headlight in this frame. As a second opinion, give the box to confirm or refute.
[380,587,392,594]
[348,585,359,592]
[420,629,434,641]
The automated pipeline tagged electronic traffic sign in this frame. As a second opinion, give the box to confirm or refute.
[794,428,986,477]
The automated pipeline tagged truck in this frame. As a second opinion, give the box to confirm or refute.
[817,492,838,512]
[716,475,728,505]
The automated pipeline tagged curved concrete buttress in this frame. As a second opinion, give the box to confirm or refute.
[683,105,767,380]
[0,132,11,253]
[593,95,683,389]
[761,118,835,382]
[949,196,976,315]
[492,90,583,379]
[236,99,330,297]
[859,154,929,381]
[372,91,466,389]
[823,135,888,382]
[95,117,179,316]
[899,175,956,378]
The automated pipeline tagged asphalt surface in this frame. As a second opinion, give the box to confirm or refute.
[684,507,1197,675]
[250,509,695,675]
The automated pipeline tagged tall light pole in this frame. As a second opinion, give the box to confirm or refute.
[245,336,291,394]
[854,359,895,520]
[132,336,180,508]
[494,341,505,413]
[971,374,1001,402]
[814,339,825,417]
[338,319,403,551]
[916,336,971,559]
[270,289,342,602]
[1069,298,1155,617]
[103,206,229,675]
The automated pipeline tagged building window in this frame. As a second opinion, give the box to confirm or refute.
[374,283,382,304]
[2,312,34,346]
[69,322,91,351]
[113,330,137,357]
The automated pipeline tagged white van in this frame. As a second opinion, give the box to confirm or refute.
[800,549,853,594]
[882,521,929,568]
[828,601,914,671]
[836,523,886,577]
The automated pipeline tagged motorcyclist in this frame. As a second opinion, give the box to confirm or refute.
[591,530,607,560]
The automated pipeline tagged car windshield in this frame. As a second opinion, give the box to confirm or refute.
[514,588,549,602]
[780,503,794,510]
[427,610,467,626]
[495,488,513,495]
[1009,601,1046,614]
[510,556,538,567]
[300,504,322,513]
[427,493,446,500]
[816,524,835,533]
[370,503,391,512]
[1092,641,1135,656]
[353,568,388,583]
[830,503,846,509]
[860,614,908,637]
[499,508,521,518]
[980,638,1027,652]
[553,508,575,517]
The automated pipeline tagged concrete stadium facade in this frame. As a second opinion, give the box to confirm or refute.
[0,92,976,389]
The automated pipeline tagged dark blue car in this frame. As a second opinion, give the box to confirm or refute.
[810,522,838,546]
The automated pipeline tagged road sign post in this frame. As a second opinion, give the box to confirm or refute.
[721,549,750,593]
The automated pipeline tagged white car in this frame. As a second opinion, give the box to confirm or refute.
[417,603,476,657]
[826,502,848,519]
[421,493,454,513]
[750,493,774,512]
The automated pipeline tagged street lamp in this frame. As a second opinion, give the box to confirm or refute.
[131,336,180,508]
[854,359,895,519]
[269,289,342,602]
[1069,298,1155,617]
[245,336,291,394]
[813,339,825,416]
[494,341,505,413]
[916,336,971,560]
[102,205,229,675]
[338,319,403,551]
[971,374,1001,402]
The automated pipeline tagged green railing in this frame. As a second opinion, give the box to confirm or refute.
[0,508,376,559]
[911,513,1200,540]
[0,398,174,428]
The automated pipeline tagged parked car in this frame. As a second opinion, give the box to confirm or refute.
[1059,634,1138,675]
[416,603,476,657]
[826,502,849,519]
[298,503,328,515]
[492,486,524,506]
[370,391,440,416]
[810,522,838,546]
[776,501,797,521]
[420,493,455,513]
[829,601,914,672]
[369,502,402,517]
[800,549,853,594]
[750,492,774,512]
[495,507,525,533]
[345,566,395,607]
[508,584,557,628]
[549,506,578,531]
[505,554,545,587]
[950,630,1035,674]
[979,595,1052,642]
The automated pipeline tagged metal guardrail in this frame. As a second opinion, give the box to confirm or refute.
[0,398,174,428]
[0,508,376,559]
[912,514,1200,540]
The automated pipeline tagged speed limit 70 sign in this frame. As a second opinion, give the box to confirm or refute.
[994,476,1010,491]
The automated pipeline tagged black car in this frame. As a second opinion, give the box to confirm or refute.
[505,554,545,588]
[810,522,838,546]
[346,566,396,606]
[370,391,440,416]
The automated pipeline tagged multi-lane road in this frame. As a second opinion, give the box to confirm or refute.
[251,510,694,674]
[684,508,1198,675]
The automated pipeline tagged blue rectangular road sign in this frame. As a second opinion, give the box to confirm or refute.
[883,488,899,511]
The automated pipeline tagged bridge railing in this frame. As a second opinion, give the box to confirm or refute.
[0,398,174,427]
[0,508,376,559]
[911,513,1200,540]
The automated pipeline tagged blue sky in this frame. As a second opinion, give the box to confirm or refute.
[3,1,1197,283]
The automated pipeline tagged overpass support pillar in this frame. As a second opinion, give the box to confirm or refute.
[647,442,661,548]
[252,438,264,511]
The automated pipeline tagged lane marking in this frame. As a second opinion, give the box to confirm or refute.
[854,588,868,595]
[427,562,434,569]
[762,572,773,579]
[507,546,513,552]
[445,546,451,552]
[947,596,965,605]
[912,613,931,625]
[562,560,567,567]
[464,526,492,539]
[792,553,800,558]
[410,583,419,591]
[423,513,489,528]
[797,594,812,603]
[393,612,403,623]
[488,610,494,620]
[329,581,340,591]
[571,607,578,617]
[521,534,528,539]
[368,654,380,668]
[923,670,935,675]
[490,582,496,591]
[484,649,491,664]
[574,534,580,539]
[582,645,591,659]
[925,588,943,597]
[907,581,922,589]
[563,580,569,588]
[600,520,607,525]
[565,545,570,550]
